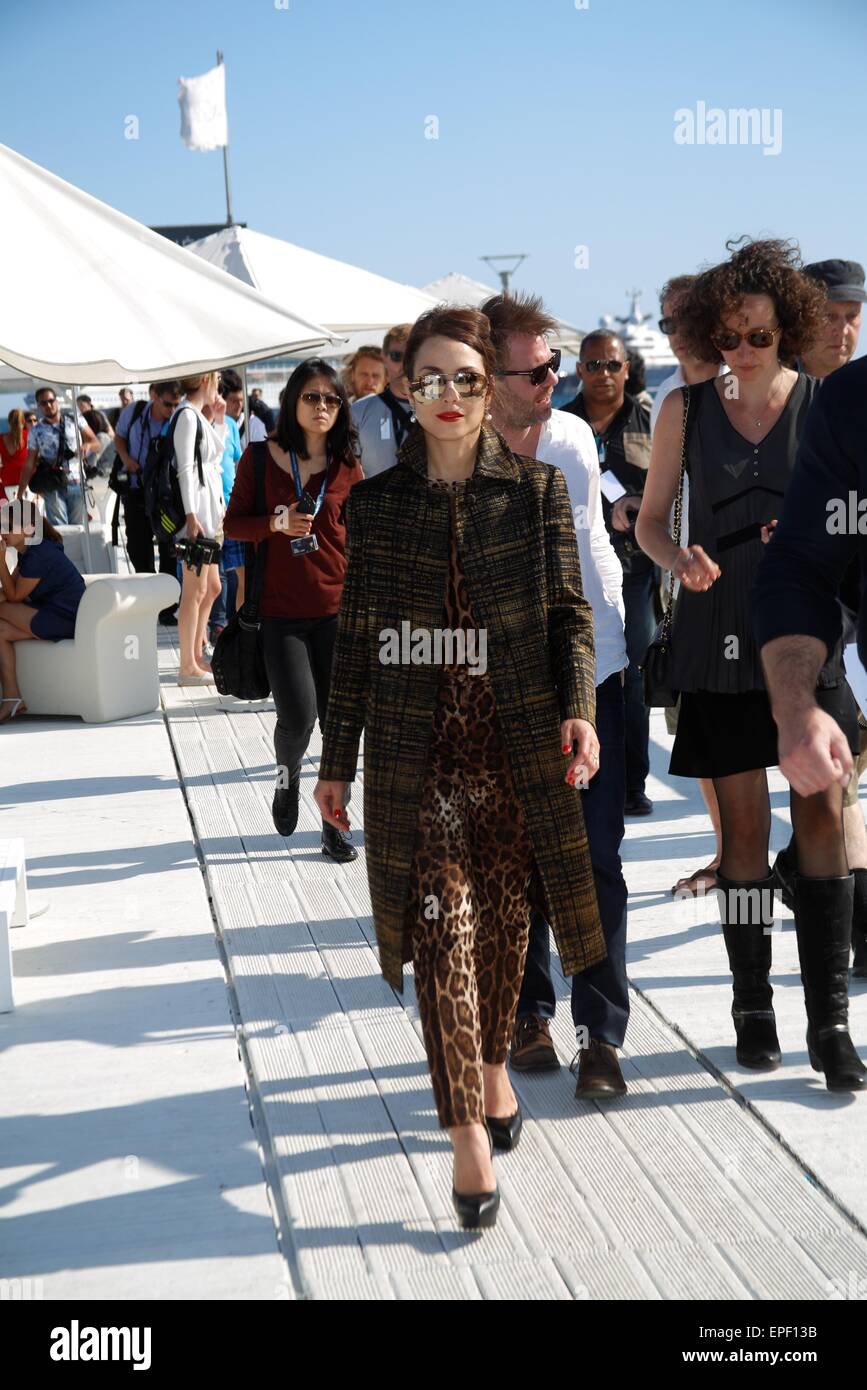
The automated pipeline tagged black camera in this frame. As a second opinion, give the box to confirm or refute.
[175,536,222,575]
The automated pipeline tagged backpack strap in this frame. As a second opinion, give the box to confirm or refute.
[165,406,205,488]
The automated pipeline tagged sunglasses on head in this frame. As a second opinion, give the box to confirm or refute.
[581,359,625,374]
[301,391,342,410]
[497,349,561,387]
[408,369,488,402]
[713,326,782,351]
[658,316,678,335]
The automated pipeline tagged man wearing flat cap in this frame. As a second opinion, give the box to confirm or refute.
[801,258,865,379]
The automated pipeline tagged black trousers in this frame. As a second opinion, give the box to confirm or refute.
[261,615,338,788]
[122,489,178,614]
[517,673,630,1047]
[122,490,177,581]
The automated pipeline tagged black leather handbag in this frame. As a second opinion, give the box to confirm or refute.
[641,386,690,708]
[211,444,271,701]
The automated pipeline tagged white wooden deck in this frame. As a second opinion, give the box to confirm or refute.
[2,615,866,1300]
[154,635,867,1301]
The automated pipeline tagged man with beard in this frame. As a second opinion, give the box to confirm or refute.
[351,323,414,476]
[561,331,654,817]
[483,292,631,1098]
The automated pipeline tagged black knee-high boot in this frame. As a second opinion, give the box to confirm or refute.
[715,871,781,1069]
[794,873,867,1091]
[852,868,867,979]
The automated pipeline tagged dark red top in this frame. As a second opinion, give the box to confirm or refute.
[224,444,364,619]
[0,428,28,488]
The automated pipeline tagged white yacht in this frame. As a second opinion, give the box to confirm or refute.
[600,289,677,369]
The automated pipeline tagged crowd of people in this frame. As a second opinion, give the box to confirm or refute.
[2,236,866,1232]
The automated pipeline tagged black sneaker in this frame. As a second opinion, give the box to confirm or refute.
[624,791,653,816]
[272,781,300,837]
[159,609,178,627]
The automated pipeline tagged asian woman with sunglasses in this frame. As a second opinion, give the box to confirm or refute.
[224,360,364,863]
[637,238,866,1091]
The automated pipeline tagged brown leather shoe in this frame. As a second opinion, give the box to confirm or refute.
[509,1014,560,1072]
[572,1040,628,1098]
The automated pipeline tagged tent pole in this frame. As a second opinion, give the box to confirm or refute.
[217,50,234,226]
[71,388,94,572]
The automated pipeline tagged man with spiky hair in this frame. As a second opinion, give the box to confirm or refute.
[484,291,631,1100]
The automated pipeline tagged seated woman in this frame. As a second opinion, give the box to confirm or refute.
[0,499,86,722]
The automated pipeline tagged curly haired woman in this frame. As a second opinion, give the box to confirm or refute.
[637,237,866,1092]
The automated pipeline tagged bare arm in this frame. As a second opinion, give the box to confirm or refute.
[113,432,137,472]
[0,544,39,602]
[18,448,38,493]
[635,390,720,593]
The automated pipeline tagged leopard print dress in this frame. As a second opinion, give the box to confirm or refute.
[406,478,534,1128]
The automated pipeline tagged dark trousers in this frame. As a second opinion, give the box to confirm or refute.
[122,489,178,609]
[261,615,338,786]
[209,558,237,633]
[622,566,656,798]
[517,672,630,1047]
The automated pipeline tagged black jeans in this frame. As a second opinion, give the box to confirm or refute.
[517,672,630,1047]
[122,488,178,608]
[622,566,656,798]
[261,615,338,788]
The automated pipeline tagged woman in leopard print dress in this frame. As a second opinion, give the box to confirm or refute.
[316,306,603,1229]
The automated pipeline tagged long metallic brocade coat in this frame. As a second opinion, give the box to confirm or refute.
[318,422,606,993]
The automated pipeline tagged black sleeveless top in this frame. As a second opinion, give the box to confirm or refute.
[668,374,842,693]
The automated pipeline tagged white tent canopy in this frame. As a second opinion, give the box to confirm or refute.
[0,143,338,385]
[187,225,439,339]
[422,272,586,355]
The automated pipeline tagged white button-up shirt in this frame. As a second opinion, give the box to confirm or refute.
[536,409,627,689]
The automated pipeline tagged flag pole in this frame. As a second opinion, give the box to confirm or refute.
[216,49,234,226]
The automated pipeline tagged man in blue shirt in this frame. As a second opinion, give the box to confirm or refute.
[114,380,181,622]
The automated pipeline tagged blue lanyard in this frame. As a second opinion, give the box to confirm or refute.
[290,451,328,517]
[594,433,607,465]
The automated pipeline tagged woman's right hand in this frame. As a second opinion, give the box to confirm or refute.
[185,513,204,539]
[271,503,313,537]
[314,779,351,830]
[672,545,720,592]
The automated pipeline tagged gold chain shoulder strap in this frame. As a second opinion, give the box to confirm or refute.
[661,384,690,638]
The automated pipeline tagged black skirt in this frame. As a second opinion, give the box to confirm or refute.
[669,685,860,779]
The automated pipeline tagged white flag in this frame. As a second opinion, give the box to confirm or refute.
[178,63,228,151]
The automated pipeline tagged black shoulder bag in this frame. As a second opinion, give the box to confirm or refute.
[211,442,271,700]
[641,385,691,707]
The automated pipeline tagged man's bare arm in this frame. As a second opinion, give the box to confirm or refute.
[761,634,828,718]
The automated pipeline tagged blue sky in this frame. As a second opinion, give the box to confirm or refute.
[2,0,865,335]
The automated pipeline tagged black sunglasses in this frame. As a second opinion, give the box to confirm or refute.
[658,316,678,334]
[497,349,561,386]
[38,396,58,406]
[386,349,405,363]
[581,359,625,374]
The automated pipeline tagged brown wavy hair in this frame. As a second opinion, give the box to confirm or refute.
[677,238,827,366]
[403,306,498,384]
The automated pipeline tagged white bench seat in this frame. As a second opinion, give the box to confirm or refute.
[14,573,180,723]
